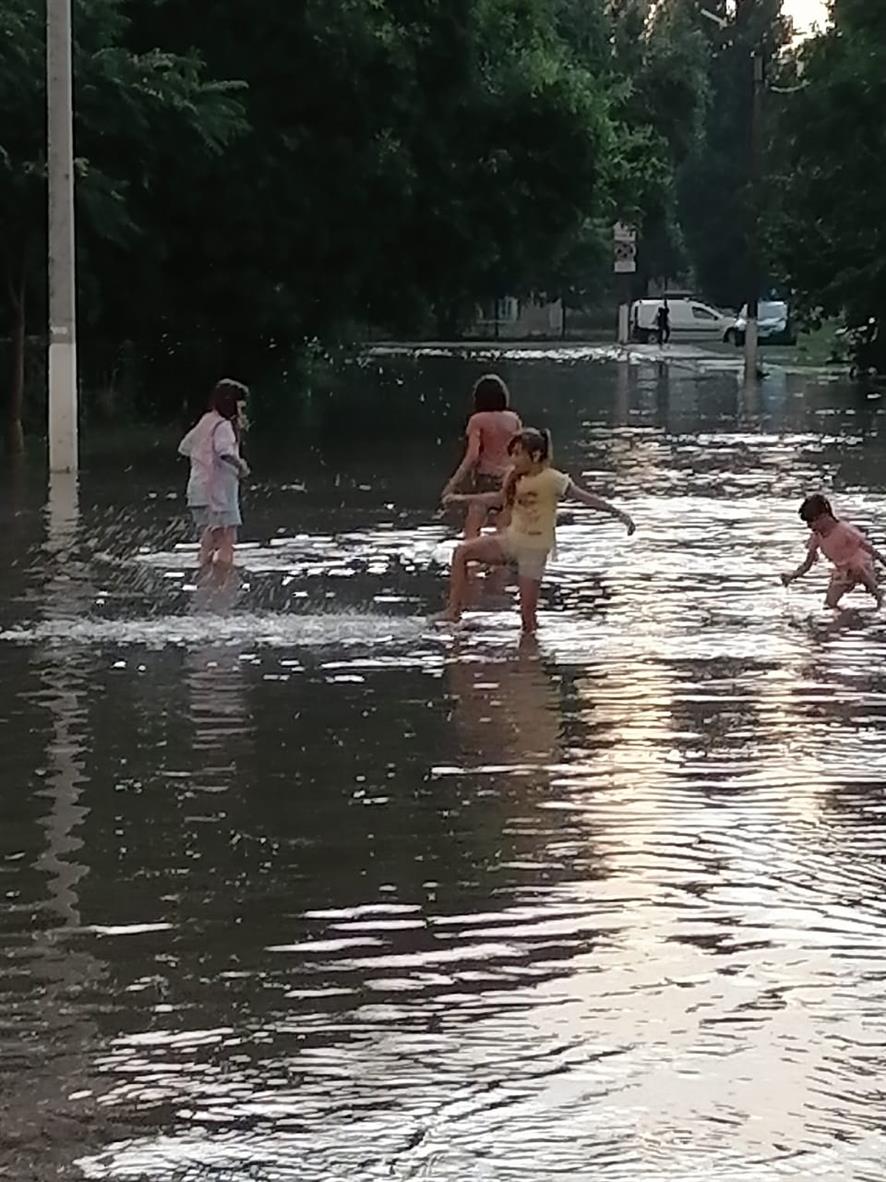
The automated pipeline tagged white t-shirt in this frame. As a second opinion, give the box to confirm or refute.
[178,412,238,508]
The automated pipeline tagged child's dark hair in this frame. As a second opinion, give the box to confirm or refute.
[473,373,510,413]
[799,494,833,524]
[210,378,249,424]
[503,428,554,505]
[508,427,551,462]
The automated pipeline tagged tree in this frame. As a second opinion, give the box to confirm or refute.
[678,0,788,308]
[119,0,618,354]
[769,0,886,366]
[553,0,709,300]
[611,0,709,291]
[0,0,244,450]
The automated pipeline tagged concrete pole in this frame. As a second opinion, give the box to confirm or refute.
[616,271,631,345]
[47,0,78,474]
[744,50,764,387]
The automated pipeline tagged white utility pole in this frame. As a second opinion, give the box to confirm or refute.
[744,50,765,387]
[47,0,78,474]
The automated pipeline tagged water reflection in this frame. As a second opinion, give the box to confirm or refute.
[37,473,90,928]
[4,475,106,1173]
[185,580,253,768]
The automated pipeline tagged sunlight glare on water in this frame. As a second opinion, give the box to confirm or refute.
[2,356,886,1181]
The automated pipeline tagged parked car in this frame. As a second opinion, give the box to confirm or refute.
[630,298,733,343]
[724,301,795,346]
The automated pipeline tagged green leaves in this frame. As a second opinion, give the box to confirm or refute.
[770,1,886,329]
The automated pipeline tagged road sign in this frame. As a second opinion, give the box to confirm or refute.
[614,241,637,273]
[613,222,637,274]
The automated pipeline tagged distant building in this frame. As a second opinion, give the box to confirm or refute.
[472,295,564,339]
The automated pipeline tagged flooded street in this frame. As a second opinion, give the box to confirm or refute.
[3,353,886,1181]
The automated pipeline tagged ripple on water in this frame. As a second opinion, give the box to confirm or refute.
[0,610,430,650]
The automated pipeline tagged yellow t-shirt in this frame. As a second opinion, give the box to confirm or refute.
[507,467,571,550]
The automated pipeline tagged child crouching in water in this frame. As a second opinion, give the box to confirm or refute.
[782,494,884,608]
[437,428,635,633]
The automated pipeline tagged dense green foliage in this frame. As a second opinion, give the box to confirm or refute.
[0,0,244,444]
[770,0,886,366]
[677,0,787,310]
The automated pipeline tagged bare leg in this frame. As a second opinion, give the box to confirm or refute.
[825,571,852,610]
[215,527,237,574]
[438,536,506,622]
[463,501,487,541]
[198,526,216,567]
[198,526,220,582]
[858,568,883,608]
[518,576,542,634]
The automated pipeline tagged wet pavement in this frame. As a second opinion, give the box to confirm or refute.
[2,354,886,1180]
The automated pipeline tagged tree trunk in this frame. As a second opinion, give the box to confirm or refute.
[7,267,25,455]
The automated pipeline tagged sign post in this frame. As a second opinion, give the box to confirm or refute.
[613,222,637,345]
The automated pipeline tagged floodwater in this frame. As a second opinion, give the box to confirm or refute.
[3,352,886,1182]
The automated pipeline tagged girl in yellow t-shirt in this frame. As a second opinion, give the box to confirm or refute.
[437,428,635,633]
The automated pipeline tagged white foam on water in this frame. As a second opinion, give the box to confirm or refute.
[0,611,429,650]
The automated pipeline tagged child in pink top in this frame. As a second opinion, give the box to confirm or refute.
[782,494,885,608]
[441,374,522,538]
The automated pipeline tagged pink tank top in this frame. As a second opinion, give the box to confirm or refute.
[468,410,522,477]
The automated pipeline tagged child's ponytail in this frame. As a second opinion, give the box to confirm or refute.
[503,466,520,507]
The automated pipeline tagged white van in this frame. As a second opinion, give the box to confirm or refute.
[630,298,732,343]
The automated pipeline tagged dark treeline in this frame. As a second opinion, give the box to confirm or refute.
[0,0,878,445]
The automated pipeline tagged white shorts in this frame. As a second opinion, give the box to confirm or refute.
[499,536,550,582]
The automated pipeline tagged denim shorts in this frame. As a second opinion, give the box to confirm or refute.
[190,506,209,532]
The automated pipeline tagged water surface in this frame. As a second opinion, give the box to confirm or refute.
[2,354,886,1181]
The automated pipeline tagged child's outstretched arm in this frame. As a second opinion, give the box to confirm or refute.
[781,548,817,586]
[566,482,635,534]
[443,490,504,510]
[861,540,886,567]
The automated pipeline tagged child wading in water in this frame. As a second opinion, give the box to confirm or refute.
[782,494,884,608]
[178,379,251,581]
[438,428,635,633]
[441,374,522,539]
